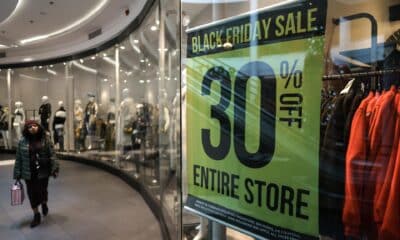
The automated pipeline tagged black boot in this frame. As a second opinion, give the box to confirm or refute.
[42,203,48,216]
[30,213,41,228]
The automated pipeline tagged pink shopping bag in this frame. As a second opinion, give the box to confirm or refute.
[11,180,24,206]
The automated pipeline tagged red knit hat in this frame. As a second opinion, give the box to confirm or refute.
[25,120,39,127]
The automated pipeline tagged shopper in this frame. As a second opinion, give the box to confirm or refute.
[13,120,59,228]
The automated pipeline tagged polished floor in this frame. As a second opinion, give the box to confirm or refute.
[0,157,162,240]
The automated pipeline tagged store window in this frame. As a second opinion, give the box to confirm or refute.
[182,0,400,239]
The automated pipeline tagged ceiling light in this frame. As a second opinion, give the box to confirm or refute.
[120,46,125,50]
[148,63,151,66]
[133,39,139,44]
[139,80,145,84]
[0,44,9,49]
[158,48,168,52]
[156,20,160,25]
[104,78,108,82]
[91,56,96,60]
[124,80,127,83]
[50,65,54,68]
[20,0,109,45]
[140,59,145,63]
[110,84,113,87]
[11,44,18,48]
[38,66,43,69]
[23,57,33,62]
[103,53,107,57]
[150,25,157,31]
[80,59,84,63]
[146,80,151,83]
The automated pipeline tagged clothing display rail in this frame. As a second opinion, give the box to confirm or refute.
[323,69,400,80]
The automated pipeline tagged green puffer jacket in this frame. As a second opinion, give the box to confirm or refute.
[13,136,59,180]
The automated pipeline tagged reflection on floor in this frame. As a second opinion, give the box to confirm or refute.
[0,159,161,240]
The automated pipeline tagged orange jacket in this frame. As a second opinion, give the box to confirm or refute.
[343,92,374,237]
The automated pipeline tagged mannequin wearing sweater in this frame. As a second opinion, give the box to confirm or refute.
[53,101,66,151]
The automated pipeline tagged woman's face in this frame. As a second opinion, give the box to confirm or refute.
[27,124,39,134]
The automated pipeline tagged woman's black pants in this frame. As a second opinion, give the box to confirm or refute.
[25,178,49,209]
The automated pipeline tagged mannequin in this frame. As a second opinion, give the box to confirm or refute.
[120,88,136,148]
[0,105,10,149]
[13,101,25,144]
[53,101,66,151]
[38,96,51,131]
[83,93,98,150]
[105,99,116,151]
[74,99,84,151]
[155,90,171,183]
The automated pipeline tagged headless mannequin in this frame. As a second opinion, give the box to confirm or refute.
[0,105,10,149]
[39,96,51,131]
[13,101,25,144]
[74,99,84,151]
[83,94,98,150]
[53,101,66,151]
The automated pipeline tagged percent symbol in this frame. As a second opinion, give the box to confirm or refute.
[280,60,303,89]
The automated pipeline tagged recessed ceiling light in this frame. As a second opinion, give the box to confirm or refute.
[124,80,127,83]
[140,59,144,63]
[23,58,33,62]
[146,80,150,83]
[91,56,96,60]
[133,39,139,44]
[139,80,144,83]
[150,25,157,31]
[120,46,125,50]
[104,78,108,82]
[80,59,84,63]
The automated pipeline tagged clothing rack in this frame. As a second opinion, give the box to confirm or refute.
[323,69,400,80]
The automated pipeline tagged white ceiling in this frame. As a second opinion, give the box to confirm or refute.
[0,0,147,65]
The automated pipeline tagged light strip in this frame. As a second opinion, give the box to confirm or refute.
[47,69,57,75]
[0,160,15,166]
[20,0,108,45]
[19,74,48,82]
[129,34,141,53]
[187,0,300,33]
[0,44,9,49]
[103,56,116,65]
[72,61,97,74]
[2,0,23,25]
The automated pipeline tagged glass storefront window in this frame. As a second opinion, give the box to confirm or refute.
[182,0,400,239]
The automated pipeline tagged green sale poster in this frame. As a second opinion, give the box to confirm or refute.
[185,1,327,239]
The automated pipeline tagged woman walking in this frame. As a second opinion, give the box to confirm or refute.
[13,120,59,228]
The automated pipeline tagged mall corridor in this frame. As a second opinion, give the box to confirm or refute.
[0,157,161,240]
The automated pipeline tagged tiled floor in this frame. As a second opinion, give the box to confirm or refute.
[0,158,162,240]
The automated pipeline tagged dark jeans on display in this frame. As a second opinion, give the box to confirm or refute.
[25,178,49,209]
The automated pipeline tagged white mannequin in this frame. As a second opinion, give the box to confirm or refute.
[74,99,84,151]
[39,95,51,131]
[13,101,25,143]
[120,88,136,146]
[0,105,10,149]
[84,93,98,150]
